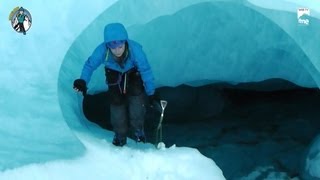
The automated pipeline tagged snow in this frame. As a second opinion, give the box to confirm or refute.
[0,0,319,179]
[0,133,223,180]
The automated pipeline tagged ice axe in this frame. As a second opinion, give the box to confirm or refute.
[155,100,168,148]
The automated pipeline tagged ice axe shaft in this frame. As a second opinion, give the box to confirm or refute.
[155,100,167,147]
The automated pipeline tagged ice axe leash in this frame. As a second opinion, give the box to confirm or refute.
[155,100,168,148]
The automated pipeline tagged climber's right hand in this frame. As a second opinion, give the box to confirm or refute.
[73,79,87,96]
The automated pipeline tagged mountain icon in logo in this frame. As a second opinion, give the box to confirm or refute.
[297,8,310,26]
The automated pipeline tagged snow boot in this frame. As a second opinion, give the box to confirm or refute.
[112,134,127,147]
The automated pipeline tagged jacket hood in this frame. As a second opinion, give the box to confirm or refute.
[104,23,128,43]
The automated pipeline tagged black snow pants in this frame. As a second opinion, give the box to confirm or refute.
[105,67,146,138]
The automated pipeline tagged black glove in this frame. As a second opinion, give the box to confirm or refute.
[73,79,87,95]
[148,94,160,108]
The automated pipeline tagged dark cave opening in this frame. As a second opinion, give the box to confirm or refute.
[82,79,320,178]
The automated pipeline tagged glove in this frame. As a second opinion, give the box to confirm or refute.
[73,79,87,95]
[148,94,160,108]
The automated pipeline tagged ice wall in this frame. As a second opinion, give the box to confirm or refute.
[246,0,320,87]
[131,2,318,87]
[0,0,117,171]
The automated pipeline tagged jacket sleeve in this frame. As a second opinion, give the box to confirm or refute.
[80,44,105,84]
[133,46,155,96]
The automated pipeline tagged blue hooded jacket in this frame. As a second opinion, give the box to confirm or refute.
[80,23,155,96]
